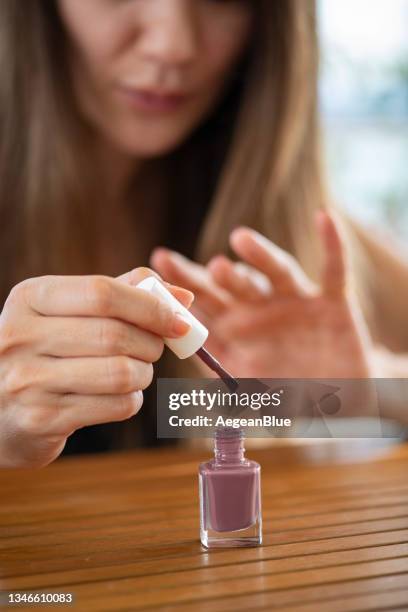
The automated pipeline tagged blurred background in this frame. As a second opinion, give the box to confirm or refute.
[318,0,408,242]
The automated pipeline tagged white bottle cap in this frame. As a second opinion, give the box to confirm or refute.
[136,276,209,359]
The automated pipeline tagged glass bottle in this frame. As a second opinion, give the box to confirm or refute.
[199,427,262,548]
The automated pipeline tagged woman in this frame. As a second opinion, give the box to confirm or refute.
[0,0,406,468]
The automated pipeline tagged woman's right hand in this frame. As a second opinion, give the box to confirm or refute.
[0,269,192,468]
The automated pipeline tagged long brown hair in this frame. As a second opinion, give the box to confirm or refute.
[0,0,332,305]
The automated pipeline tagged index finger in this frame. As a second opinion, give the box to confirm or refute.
[151,247,231,317]
[22,275,191,339]
[116,266,194,308]
[230,227,315,296]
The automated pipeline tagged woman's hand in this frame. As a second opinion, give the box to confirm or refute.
[0,268,192,468]
[151,212,374,379]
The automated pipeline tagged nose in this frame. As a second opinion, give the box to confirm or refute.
[138,0,199,69]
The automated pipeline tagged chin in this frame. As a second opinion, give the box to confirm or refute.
[112,123,196,159]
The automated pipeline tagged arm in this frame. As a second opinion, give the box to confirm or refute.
[347,216,408,352]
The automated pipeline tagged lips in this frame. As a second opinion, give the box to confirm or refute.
[118,85,189,113]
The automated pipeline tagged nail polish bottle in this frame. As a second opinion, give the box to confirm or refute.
[199,427,262,548]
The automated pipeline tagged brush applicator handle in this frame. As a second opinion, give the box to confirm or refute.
[136,276,208,359]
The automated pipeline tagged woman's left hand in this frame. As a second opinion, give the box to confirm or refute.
[151,212,374,379]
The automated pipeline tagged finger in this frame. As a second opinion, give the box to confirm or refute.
[35,316,164,362]
[150,248,230,317]
[23,275,191,339]
[54,391,144,433]
[173,294,226,359]
[230,227,315,296]
[166,286,194,309]
[207,255,272,302]
[317,210,347,298]
[117,267,194,308]
[39,355,154,394]
[116,266,161,285]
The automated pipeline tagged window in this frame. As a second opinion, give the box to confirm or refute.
[319,0,408,240]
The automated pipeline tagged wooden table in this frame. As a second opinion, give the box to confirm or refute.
[1,441,408,611]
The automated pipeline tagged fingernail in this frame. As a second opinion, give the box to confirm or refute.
[184,292,195,308]
[234,262,250,278]
[167,250,185,264]
[177,287,194,302]
[251,230,270,247]
[165,285,194,308]
[165,282,193,298]
[172,312,191,336]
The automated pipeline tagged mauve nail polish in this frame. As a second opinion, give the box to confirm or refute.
[199,427,262,548]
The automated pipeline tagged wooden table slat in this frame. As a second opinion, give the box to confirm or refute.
[1,441,407,611]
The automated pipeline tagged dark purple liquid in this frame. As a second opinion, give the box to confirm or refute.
[196,347,238,392]
[199,427,260,532]
[200,463,260,532]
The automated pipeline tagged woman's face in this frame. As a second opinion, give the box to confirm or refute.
[57,0,253,157]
